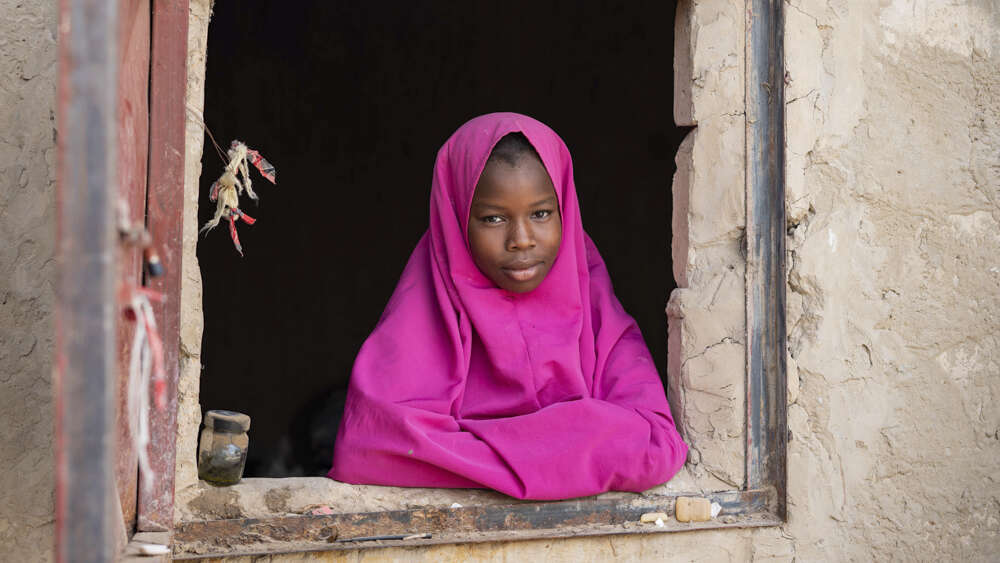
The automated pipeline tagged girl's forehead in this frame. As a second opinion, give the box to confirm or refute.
[472,158,556,204]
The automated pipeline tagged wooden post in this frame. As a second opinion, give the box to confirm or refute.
[55,0,119,559]
[745,0,788,519]
[139,0,189,532]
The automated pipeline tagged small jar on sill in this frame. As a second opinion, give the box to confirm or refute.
[198,410,251,486]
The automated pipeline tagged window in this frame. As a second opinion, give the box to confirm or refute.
[196,0,684,482]
[175,0,788,554]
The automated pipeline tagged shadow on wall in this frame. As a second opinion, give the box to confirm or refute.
[197,0,685,477]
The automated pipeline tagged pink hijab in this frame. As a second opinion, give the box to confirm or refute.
[329,113,687,499]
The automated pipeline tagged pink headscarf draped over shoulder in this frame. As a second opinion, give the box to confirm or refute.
[329,113,687,499]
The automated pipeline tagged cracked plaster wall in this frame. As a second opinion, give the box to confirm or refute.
[667,0,748,492]
[175,0,212,502]
[780,0,1000,560]
[0,0,58,561]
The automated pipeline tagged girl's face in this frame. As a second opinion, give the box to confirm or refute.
[468,156,562,293]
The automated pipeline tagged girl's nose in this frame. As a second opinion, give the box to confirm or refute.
[506,219,535,251]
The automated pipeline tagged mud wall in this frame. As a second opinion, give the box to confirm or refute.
[0,0,58,561]
[175,0,212,503]
[780,0,1000,559]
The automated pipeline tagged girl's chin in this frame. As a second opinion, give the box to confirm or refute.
[501,283,540,294]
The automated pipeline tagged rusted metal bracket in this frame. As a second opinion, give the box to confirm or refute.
[745,0,788,518]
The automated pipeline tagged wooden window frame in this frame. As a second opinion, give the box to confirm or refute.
[55,0,188,557]
[55,0,786,558]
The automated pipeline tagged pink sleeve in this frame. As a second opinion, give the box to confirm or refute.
[459,390,687,499]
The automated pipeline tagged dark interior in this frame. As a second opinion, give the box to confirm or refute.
[198,1,684,477]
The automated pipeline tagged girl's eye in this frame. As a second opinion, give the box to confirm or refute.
[532,210,553,220]
[481,215,504,225]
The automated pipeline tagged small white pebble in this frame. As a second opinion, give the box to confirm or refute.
[711,502,722,518]
[450,502,463,509]
[137,543,170,555]
[654,518,665,527]
[639,512,670,523]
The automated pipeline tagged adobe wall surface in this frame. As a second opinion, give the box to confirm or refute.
[175,0,212,501]
[780,0,1000,559]
[0,0,58,561]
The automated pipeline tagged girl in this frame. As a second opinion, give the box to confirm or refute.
[328,113,687,500]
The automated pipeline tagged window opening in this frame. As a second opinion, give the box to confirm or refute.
[198,1,684,477]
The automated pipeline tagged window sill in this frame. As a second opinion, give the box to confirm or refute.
[172,477,779,559]
[175,477,545,521]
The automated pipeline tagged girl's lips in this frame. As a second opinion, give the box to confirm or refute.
[501,263,542,282]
